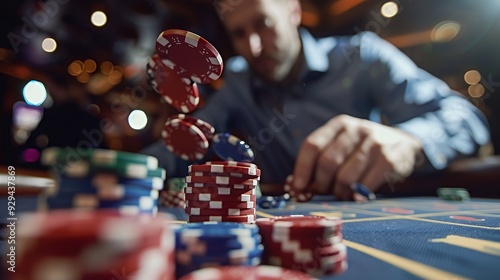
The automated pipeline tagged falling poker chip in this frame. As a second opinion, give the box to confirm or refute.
[212,133,255,162]
[147,54,200,113]
[156,29,223,84]
[168,114,215,140]
[162,118,209,161]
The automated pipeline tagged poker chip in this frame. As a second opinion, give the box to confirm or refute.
[41,148,165,217]
[60,160,166,180]
[174,222,263,277]
[54,176,161,200]
[185,175,258,186]
[257,195,289,209]
[204,161,258,169]
[185,186,256,195]
[189,171,260,180]
[16,210,176,280]
[92,173,164,190]
[188,214,256,223]
[256,215,346,276]
[186,199,255,209]
[212,133,255,162]
[147,54,200,113]
[186,182,257,191]
[162,118,209,161]
[169,114,215,140]
[283,174,313,202]
[185,207,256,216]
[156,29,223,84]
[41,147,159,170]
[167,177,187,192]
[160,190,186,208]
[185,193,256,202]
[189,164,260,176]
[178,265,316,280]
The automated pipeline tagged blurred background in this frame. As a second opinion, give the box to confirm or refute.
[1,0,499,170]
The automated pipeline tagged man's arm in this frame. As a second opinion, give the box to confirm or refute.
[291,32,490,200]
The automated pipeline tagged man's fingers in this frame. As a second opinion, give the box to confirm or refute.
[292,126,335,191]
[360,163,391,195]
[315,129,356,194]
[332,137,374,200]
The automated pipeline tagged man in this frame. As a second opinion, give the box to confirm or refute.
[143,0,489,200]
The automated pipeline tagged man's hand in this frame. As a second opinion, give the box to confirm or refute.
[291,115,423,200]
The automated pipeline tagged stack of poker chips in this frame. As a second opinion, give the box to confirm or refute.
[178,265,315,280]
[160,177,187,208]
[256,215,347,276]
[15,210,175,280]
[41,147,165,216]
[184,161,261,223]
[174,222,264,278]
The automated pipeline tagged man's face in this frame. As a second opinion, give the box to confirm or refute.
[221,0,302,83]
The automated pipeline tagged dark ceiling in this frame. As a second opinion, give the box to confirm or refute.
[2,0,500,86]
[1,0,500,157]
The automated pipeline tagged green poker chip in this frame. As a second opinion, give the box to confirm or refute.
[167,177,187,192]
[61,161,166,180]
[437,188,470,201]
[41,147,159,170]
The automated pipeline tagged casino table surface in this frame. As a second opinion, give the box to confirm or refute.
[166,196,500,280]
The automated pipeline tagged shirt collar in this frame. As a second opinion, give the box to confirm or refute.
[300,28,334,74]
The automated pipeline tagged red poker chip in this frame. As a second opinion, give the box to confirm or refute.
[162,119,209,161]
[185,175,258,186]
[187,214,256,223]
[184,193,256,202]
[204,161,258,169]
[185,199,255,209]
[186,182,257,191]
[268,253,347,276]
[284,175,313,202]
[258,225,343,243]
[184,186,255,195]
[156,29,223,84]
[260,229,344,250]
[185,207,256,216]
[178,265,315,280]
[188,171,260,180]
[190,163,260,176]
[168,114,215,140]
[148,54,200,113]
[256,216,343,239]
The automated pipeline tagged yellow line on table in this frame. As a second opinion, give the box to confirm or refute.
[343,239,470,280]
[430,235,500,256]
[406,216,500,230]
[255,211,275,218]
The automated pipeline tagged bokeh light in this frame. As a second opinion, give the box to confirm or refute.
[464,70,481,85]
[91,11,107,27]
[41,38,57,52]
[128,110,148,130]
[381,2,399,18]
[431,21,461,43]
[23,80,47,106]
[468,83,485,98]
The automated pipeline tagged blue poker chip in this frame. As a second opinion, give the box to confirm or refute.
[58,178,159,200]
[212,133,255,162]
[175,222,259,238]
[183,244,263,266]
[177,234,262,253]
[99,196,158,210]
[257,195,289,209]
[54,185,159,201]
